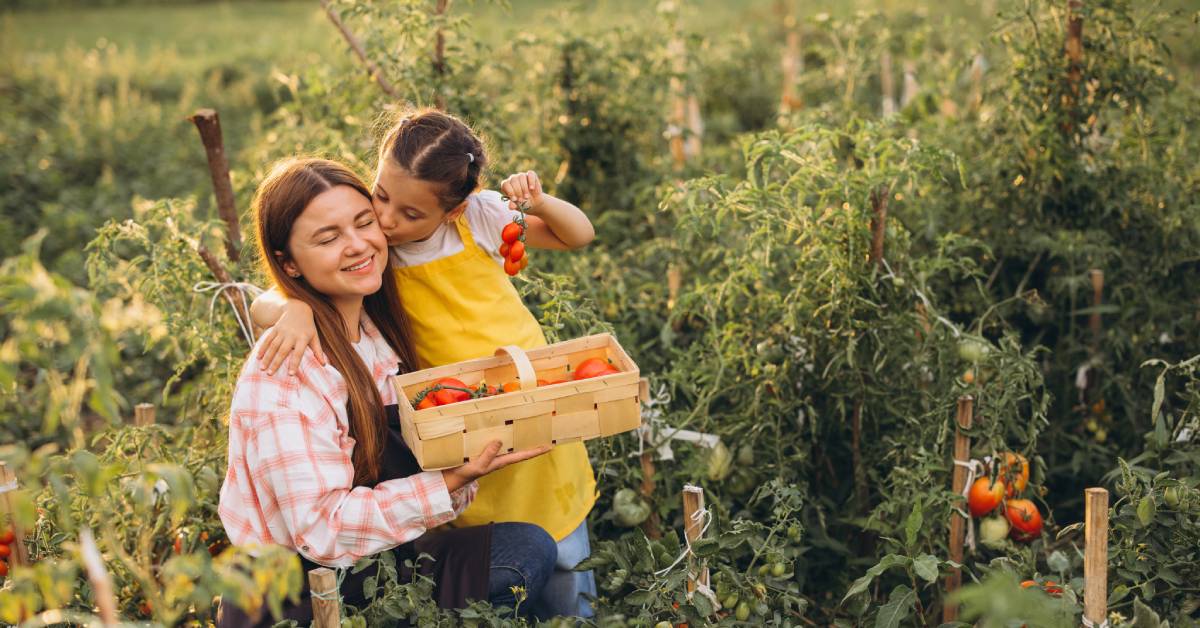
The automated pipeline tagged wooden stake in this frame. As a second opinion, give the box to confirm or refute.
[308,567,341,628]
[319,0,399,99]
[1088,269,1104,346]
[79,528,118,626]
[869,186,890,270]
[639,450,662,540]
[433,0,450,108]
[851,401,867,513]
[778,0,802,113]
[901,60,919,108]
[682,485,710,595]
[970,54,986,112]
[188,109,242,263]
[668,33,688,171]
[1084,488,1109,627]
[684,94,703,161]
[133,403,156,427]
[196,243,253,342]
[0,462,31,566]
[943,395,974,624]
[1064,0,1084,132]
[880,50,896,117]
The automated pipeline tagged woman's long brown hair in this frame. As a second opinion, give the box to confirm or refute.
[253,157,419,485]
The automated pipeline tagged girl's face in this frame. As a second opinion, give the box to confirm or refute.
[280,185,388,305]
[372,159,462,246]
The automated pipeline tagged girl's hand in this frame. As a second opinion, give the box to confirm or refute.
[256,300,325,376]
[500,171,544,212]
[441,441,552,492]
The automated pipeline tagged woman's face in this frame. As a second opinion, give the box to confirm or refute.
[280,185,388,302]
[371,159,456,246]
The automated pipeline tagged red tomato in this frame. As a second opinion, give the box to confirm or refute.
[1006,499,1044,541]
[504,256,521,276]
[173,534,183,555]
[501,381,521,393]
[508,241,526,262]
[0,561,7,577]
[519,254,529,270]
[573,357,614,380]
[1021,579,1038,589]
[501,222,523,244]
[0,530,13,544]
[0,545,9,559]
[500,242,511,258]
[433,378,472,405]
[1000,452,1030,497]
[537,379,549,387]
[967,477,1005,517]
[416,395,438,410]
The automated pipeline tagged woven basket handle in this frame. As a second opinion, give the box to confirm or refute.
[495,345,538,391]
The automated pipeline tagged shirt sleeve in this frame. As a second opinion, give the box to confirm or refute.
[468,190,521,264]
[241,388,469,568]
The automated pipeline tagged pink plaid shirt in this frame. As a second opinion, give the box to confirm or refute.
[219,315,476,568]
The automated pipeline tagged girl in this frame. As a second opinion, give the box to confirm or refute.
[250,110,599,618]
[219,157,556,626]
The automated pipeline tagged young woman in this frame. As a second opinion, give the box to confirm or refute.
[251,110,599,618]
[217,157,556,626]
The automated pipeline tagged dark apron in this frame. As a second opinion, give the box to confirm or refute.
[218,404,493,626]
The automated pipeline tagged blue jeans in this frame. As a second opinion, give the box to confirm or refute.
[487,522,557,615]
[532,520,597,619]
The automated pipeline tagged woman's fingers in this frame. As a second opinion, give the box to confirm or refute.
[266,338,297,375]
[257,328,278,361]
[310,335,327,366]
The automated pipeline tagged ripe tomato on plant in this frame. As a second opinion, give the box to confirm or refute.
[968,477,1005,517]
[999,452,1029,497]
[0,561,7,577]
[1005,499,1043,541]
[0,529,13,544]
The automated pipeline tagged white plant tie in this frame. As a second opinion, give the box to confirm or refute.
[953,458,986,553]
[193,281,263,348]
[653,486,717,610]
[1082,617,1109,628]
[309,567,348,607]
[0,480,18,494]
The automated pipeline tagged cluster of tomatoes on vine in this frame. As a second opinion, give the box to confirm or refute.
[967,452,1044,543]
[499,199,529,277]
[0,526,14,578]
[412,358,620,409]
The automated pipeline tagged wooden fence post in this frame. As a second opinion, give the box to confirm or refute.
[880,49,896,117]
[682,485,709,595]
[943,395,974,623]
[778,0,802,113]
[188,109,242,263]
[1088,269,1104,347]
[79,528,118,626]
[0,462,31,566]
[1084,488,1109,627]
[134,403,156,427]
[901,60,919,108]
[639,451,663,540]
[869,185,890,270]
[309,567,341,628]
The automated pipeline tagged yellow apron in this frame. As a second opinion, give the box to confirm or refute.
[391,215,596,541]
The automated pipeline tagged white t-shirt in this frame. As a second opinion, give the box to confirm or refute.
[388,190,520,269]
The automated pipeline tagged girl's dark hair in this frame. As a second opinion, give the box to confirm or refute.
[253,157,420,486]
[379,108,488,211]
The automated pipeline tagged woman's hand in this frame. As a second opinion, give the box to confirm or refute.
[441,441,552,492]
[500,171,543,212]
[256,300,325,375]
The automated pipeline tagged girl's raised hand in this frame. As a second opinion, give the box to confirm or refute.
[256,300,326,376]
[500,171,543,211]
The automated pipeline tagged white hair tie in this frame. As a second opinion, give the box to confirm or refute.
[466,152,475,163]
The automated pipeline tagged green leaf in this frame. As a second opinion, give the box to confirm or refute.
[1132,597,1164,628]
[874,584,916,628]
[1137,495,1156,527]
[913,554,939,583]
[691,537,720,558]
[904,502,924,551]
[842,554,910,603]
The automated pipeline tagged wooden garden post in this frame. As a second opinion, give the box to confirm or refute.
[134,403,156,427]
[0,462,31,566]
[682,485,710,595]
[943,395,974,623]
[778,0,802,113]
[1084,488,1109,627]
[79,528,118,626]
[309,567,341,628]
[1089,269,1104,347]
[869,185,890,269]
[188,109,242,263]
[880,49,896,117]
[639,451,662,540]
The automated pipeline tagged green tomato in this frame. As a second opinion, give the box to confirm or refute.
[755,340,785,364]
[613,488,651,528]
[654,622,672,628]
[722,594,739,610]
[736,444,755,466]
[735,601,751,621]
[771,562,787,577]
[980,515,1010,549]
[706,441,734,482]
[1164,486,1181,508]
[957,338,990,362]
[757,563,770,576]
[786,525,802,543]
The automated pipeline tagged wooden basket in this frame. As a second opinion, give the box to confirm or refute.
[392,333,646,470]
